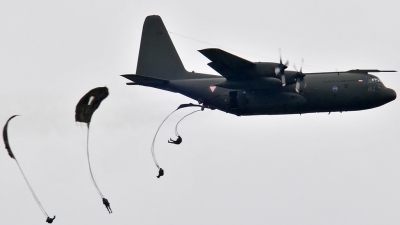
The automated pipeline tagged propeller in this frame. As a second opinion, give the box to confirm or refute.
[275,49,289,87]
[293,59,306,93]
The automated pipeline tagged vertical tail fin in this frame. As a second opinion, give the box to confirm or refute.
[136,15,187,80]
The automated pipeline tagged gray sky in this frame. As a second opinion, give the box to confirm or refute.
[1,0,400,224]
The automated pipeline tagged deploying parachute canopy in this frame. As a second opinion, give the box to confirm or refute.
[176,103,202,110]
[3,115,55,223]
[3,115,18,159]
[151,103,203,178]
[75,87,111,213]
[75,87,109,125]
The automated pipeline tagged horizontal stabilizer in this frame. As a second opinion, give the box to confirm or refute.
[121,74,169,86]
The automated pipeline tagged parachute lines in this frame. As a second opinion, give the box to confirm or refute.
[86,126,104,198]
[15,159,48,217]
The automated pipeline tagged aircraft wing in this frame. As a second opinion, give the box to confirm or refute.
[199,48,257,80]
[346,69,397,73]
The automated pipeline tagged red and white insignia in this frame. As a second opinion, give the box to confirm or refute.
[209,86,217,92]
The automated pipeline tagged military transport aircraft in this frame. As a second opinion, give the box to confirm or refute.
[122,15,396,116]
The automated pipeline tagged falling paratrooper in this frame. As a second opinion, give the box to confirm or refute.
[75,87,112,214]
[3,115,56,223]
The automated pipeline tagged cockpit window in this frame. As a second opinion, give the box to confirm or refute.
[369,77,381,83]
[368,77,384,92]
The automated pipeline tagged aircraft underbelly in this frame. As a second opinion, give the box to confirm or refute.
[213,85,374,115]
[231,91,307,115]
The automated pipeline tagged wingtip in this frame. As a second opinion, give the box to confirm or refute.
[347,69,398,74]
[198,48,220,53]
[120,74,136,77]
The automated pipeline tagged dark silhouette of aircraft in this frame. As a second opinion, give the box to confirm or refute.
[122,15,396,116]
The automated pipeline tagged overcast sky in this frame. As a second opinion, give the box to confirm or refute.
[1,1,400,225]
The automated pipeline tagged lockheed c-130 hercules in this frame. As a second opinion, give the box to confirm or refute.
[122,15,396,116]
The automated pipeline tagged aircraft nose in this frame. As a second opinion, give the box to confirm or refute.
[383,88,396,102]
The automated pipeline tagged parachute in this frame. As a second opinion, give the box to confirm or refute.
[151,103,202,178]
[3,115,18,159]
[3,115,55,223]
[75,87,109,125]
[75,87,110,212]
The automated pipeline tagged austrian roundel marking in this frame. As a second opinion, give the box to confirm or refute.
[209,86,217,92]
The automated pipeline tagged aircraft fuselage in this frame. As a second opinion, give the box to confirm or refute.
[167,72,396,116]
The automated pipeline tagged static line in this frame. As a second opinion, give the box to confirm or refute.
[151,109,178,169]
[175,110,201,137]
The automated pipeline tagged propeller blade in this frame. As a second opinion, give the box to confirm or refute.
[300,58,304,72]
[294,58,306,93]
[281,75,286,86]
[277,49,288,87]
[295,80,301,93]
[275,67,281,76]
